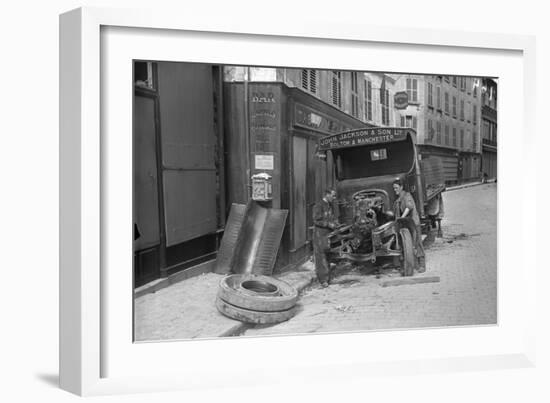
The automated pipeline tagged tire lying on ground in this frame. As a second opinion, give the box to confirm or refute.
[216,297,297,325]
[216,274,298,324]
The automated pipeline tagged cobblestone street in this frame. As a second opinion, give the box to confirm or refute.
[241,183,497,337]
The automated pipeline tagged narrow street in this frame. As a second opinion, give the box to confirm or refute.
[241,183,497,337]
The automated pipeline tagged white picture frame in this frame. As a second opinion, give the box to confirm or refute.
[60,7,537,396]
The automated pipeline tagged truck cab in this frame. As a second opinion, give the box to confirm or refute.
[317,127,445,275]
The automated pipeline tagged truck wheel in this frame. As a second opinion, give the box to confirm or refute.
[399,228,416,277]
[217,274,298,312]
[215,296,297,324]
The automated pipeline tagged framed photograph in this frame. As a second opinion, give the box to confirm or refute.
[60,7,536,396]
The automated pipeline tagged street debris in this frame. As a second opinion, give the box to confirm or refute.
[380,275,440,288]
[334,305,354,313]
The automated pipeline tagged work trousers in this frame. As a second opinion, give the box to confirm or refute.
[414,224,425,259]
[313,227,331,283]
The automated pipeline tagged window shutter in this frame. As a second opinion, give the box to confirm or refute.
[310,70,317,94]
[301,69,308,90]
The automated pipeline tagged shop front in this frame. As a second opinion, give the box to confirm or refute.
[223,82,368,271]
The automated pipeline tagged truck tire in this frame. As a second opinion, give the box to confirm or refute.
[399,228,416,277]
[216,296,297,324]
[217,274,298,312]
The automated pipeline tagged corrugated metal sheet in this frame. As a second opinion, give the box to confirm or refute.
[214,203,248,274]
[215,201,288,276]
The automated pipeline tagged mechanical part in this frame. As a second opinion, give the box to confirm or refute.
[398,228,416,277]
[215,297,297,324]
[217,274,298,312]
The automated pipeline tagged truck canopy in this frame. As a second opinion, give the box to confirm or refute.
[318,127,417,181]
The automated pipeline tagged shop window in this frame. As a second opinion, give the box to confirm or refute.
[134,61,155,90]
[364,79,373,121]
[406,78,418,103]
[331,71,342,108]
[301,69,317,94]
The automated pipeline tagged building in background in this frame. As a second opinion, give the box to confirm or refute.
[392,74,483,185]
[481,78,498,180]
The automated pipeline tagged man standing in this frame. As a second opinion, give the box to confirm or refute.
[392,179,426,273]
[312,189,339,287]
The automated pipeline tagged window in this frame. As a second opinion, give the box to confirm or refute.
[452,76,457,87]
[381,88,390,125]
[436,121,442,144]
[427,119,434,142]
[364,79,373,121]
[134,61,155,90]
[445,76,450,83]
[444,92,449,114]
[351,72,359,118]
[427,82,434,107]
[460,99,465,121]
[400,115,417,129]
[406,78,418,103]
[370,149,388,161]
[473,105,477,125]
[436,86,441,109]
[452,96,457,118]
[460,77,466,91]
[452,127,457,147]
[460,128,465,149]
[445,124,450,145]
[301,69,318,94]
[473,79,478,98]
[331,71,342,108]
[467,101,471,122]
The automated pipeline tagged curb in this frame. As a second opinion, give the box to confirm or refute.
[446,179,496,192]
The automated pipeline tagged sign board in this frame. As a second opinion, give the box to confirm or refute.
[255,154,274,170]
[318,127,411,151]
[394,91,409,109]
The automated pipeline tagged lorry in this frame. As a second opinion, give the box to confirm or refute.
[317,127,445,276]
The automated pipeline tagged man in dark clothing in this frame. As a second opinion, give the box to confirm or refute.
[313,189,340,287]
[392,179,426,273]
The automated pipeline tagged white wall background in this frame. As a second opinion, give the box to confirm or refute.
[0,1,547,402]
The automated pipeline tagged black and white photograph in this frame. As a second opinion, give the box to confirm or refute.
[132,62,498,341]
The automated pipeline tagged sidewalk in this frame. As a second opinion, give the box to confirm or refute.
[134,259,317,341]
